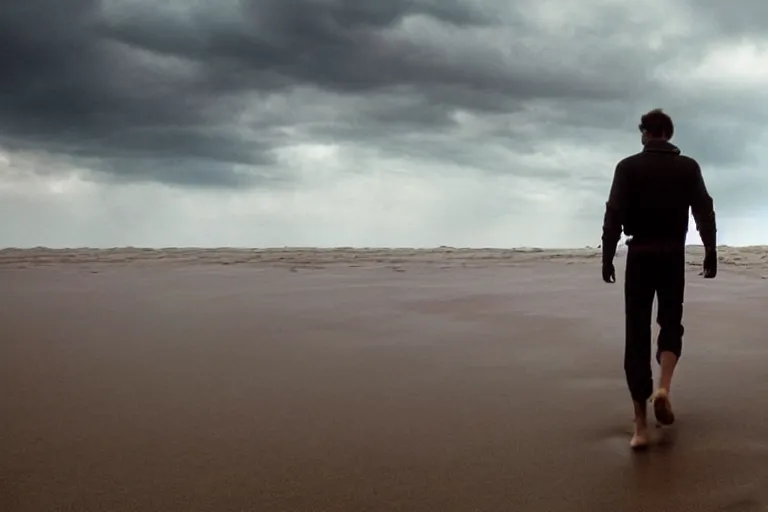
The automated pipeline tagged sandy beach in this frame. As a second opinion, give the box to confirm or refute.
[3,246,768,511]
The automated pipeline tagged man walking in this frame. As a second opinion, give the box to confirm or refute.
[601,109,718,450]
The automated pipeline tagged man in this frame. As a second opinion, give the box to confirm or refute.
[601,108,717,450]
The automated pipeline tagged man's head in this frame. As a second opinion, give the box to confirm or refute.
[638,108,674,145]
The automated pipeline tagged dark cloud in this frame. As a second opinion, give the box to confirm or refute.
[0,0,281,186]
[105,0,651,102]
[1,0,768,198]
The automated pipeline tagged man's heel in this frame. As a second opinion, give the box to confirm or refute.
[652,388,675,426]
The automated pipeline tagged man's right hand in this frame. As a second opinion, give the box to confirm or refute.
[701,248,717,279]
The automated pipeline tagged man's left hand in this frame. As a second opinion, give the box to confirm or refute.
[602,261,616,283]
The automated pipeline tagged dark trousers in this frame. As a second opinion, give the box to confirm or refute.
[624,248,686,403]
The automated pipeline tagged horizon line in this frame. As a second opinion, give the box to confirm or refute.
[0,244,758,251]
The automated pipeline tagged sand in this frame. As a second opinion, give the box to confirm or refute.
[2,246,768,511]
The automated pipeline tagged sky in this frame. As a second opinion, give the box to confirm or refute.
[2,0,768,248]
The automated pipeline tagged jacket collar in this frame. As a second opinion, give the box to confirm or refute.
[642,140,681,155]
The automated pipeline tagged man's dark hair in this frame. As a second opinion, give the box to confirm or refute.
[639,108,674,139]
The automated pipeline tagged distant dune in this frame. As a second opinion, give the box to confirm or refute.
[1,246,767,276]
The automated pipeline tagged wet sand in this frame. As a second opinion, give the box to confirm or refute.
[3,248,768,511]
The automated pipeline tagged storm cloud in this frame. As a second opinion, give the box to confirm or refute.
[1,0,767,247]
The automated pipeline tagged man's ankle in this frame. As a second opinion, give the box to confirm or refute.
[633,400,648,421]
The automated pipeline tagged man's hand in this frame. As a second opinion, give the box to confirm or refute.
[602,260,616,283]
[701,248,717,279]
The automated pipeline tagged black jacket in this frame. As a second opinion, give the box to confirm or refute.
[601,140,716,260]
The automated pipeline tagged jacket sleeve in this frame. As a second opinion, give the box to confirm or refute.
[690,161,717,250]
[601,162,627,261]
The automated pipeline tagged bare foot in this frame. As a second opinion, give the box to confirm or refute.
[652,388,675,426]
[630,400,650,450]
[630,427,649,450]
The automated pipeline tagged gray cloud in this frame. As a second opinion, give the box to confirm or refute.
[1,0,767,227]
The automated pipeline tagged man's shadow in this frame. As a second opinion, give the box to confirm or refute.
[651,421,678,450]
